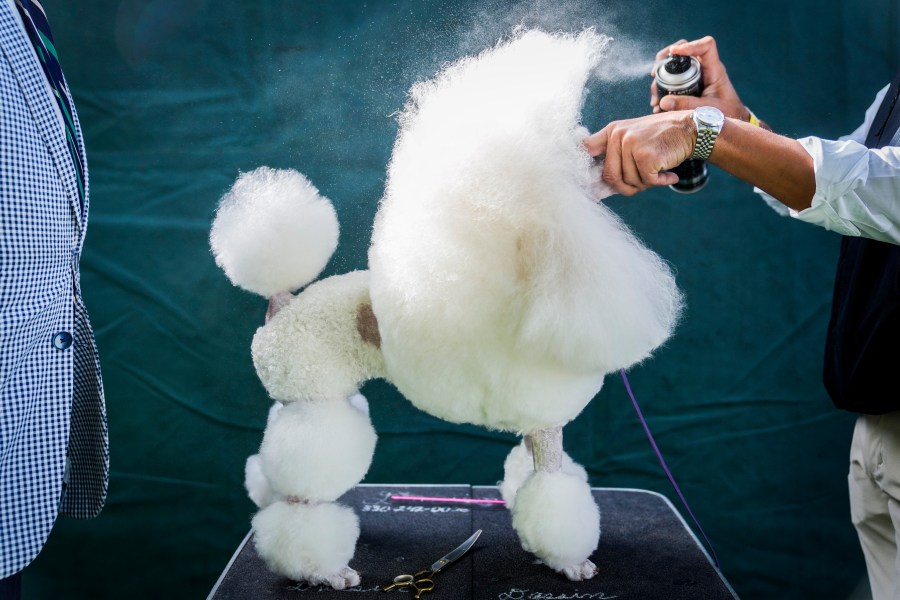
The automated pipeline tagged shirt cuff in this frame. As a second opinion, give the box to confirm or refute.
[753,187,858,237]
[794,136,894,236]
[791,197,862,236]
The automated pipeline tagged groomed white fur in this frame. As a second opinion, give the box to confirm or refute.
[245,454,274,509]
[499,440,588,509]
[347,393,370,417]
[252,500,361,588]
[511,471,600,576]
[245,403,284,508]
[258,397,377,502]
[215,26,686,589]
[369,28,683,432]
[210,167,339,297]
[252,271,385,404]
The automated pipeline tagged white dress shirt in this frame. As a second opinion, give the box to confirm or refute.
[756,83,900,245]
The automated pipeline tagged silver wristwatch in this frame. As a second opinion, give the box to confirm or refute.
[690,106,725,161]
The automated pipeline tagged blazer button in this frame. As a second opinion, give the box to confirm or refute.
[53,331,73,350]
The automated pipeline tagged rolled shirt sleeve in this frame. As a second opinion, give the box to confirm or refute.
[754,83,900,245]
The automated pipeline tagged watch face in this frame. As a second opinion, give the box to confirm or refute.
[695,106,725,126]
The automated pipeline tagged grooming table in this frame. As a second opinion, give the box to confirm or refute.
[208,484,739,599]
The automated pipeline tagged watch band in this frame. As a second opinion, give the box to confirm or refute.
[691,122,719,160]
[690,107,725,161]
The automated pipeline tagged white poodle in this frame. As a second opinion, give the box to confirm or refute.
[210,28,682,589]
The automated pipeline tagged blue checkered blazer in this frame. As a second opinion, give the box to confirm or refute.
[0,3,108,578]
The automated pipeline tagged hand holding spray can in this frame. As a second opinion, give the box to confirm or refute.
[654,53,708,193]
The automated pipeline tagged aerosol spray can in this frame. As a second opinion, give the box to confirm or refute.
[654,53,707,193]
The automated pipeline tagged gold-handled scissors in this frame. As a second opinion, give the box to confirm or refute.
[382,529,482,598]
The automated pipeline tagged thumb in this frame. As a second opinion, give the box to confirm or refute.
[653,170,679,187]
[659,94,702,112]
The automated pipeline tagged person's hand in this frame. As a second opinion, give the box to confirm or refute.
[583,111,695,197]
[651,36,749,121]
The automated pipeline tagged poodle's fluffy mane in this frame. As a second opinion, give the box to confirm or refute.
[368,28,683,432]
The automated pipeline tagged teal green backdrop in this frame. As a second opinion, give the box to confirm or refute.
[22,1,900,598]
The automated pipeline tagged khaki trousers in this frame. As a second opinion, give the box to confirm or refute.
[850,413,900,600]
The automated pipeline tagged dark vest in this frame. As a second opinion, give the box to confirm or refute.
[823,70,900,414]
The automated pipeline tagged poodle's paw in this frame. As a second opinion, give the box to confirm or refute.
[559,559,598,581]
[324,566,361,590]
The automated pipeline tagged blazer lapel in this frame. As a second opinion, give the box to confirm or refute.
[0,3,84,233]
[865,70,900,149]
[877,74,900,150]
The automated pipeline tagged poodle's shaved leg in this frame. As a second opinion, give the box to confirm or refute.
[265,291,295,322]
[526,427,563,473]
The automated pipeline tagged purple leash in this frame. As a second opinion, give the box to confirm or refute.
[618,369,721,569]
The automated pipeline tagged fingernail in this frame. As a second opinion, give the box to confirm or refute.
[659,97,674,111]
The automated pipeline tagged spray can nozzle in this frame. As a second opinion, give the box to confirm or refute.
[663,53,692,75]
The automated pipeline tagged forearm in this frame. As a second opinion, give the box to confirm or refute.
[710,118,815,211]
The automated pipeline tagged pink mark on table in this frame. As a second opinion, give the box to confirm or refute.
[389,495,507,505]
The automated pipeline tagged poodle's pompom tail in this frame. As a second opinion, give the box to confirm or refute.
[210,167,339,297]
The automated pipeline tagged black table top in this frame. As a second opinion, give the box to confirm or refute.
[208,484,738,600]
